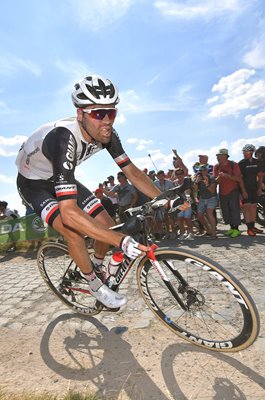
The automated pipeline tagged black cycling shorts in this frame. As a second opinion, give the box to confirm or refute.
[17,173,104,226]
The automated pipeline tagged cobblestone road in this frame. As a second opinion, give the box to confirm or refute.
[0,225,264,399]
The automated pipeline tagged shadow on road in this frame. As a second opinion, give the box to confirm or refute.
[161,342,265,400]
[40,313,170,400]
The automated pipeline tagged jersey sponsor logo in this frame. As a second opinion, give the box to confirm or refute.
[63,135,76,170]
[63,161,74,170]
[55,184,77,197]
[41,201,59,224]
[26,147,40,165]
[83,198,101,214]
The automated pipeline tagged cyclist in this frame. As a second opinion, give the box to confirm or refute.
[16,75,162,309]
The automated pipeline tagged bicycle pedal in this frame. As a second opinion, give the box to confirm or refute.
[95,300,120,312]
[102,306,120,312]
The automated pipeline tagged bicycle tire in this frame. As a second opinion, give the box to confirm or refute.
[137,247,260,352]
[256,203,265,226]
[37,242,102,315]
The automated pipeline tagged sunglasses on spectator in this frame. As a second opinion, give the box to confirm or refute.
[176,172,184,176]
[82,108,117,121]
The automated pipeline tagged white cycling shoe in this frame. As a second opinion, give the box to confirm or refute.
[89,283,127,309]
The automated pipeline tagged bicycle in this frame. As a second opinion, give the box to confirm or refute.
[37,188,260,352]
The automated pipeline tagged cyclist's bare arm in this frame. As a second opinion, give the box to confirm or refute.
[58,199,150,252]
[121,163,161,198]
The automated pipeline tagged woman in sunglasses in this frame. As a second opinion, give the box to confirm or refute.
[16,75,162,309]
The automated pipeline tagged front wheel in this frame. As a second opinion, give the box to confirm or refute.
[256,201,265,226]
[137,247,260,352]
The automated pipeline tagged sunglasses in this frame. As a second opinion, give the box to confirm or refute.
[82,108,117,121]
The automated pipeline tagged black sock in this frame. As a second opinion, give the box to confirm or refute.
[231,225,238,230]
[247,222,254,229]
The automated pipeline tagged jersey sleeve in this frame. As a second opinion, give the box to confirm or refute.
[105,128,132,169]
[42,127,78,201]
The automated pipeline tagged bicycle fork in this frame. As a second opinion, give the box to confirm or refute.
[147,246,189,311]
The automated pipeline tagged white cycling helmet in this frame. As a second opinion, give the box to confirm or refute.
[72,75,119,108]
[242,144,256,152]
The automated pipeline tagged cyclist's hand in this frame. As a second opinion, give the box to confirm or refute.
[120,236,149,259]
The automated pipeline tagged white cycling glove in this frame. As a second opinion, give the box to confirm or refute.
[120,236,142,259]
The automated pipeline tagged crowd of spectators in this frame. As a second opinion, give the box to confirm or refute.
[94,145,265,241]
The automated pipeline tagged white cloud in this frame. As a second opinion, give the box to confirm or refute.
[243,35,265,69]
[0,174,15,184]
[0,55,41,77]
[154,0,244,20]
[207,69,265,119]
[70,0,134,31]
[245,111,265,129]
[120,85,195,114]
[0,135,28,156]
[126,137,153,151]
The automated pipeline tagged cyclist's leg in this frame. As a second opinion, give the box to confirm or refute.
[17,174,95,275]
[76,181,116,260]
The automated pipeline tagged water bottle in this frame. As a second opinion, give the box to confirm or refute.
[108,251,124,277]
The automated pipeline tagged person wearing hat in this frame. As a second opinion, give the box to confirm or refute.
[103,171,138,223]
[198,154,213,175]
[238,144,263,236]
[194,164,218,239]
[148,170,156,181]
[105,175,118,215]
[213,148,245,238]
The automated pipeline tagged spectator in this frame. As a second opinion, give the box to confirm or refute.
[103,171,138,223]
[94,188,116,219]
[172,149,188,176]
[173,168,194,240]
[0,201,20,252]
[0,201,20,220]
[154,170,174,239]
[148,170,156,181]
[105,175,118,215]
[198,154,213,175]
[194,165,218,239]
[213,148,245,238]
[255,146,265,188]
[238,144,263,236]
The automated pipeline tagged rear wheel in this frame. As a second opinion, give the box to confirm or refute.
[37,242,102,315]
[137,247,260,352]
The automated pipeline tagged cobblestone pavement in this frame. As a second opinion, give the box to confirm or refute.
[0,224,264,399]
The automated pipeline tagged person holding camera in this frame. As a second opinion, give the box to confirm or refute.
[194,165,218,239]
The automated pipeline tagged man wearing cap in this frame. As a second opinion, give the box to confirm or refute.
[103,172,138,223]
[106,175,118,215]
[238,144,263,236]
[148,170,156,181]
[198,154,213,175]
[213,149,245,238]
[194,165,218,239]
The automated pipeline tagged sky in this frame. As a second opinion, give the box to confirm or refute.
[1,0,265,216]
